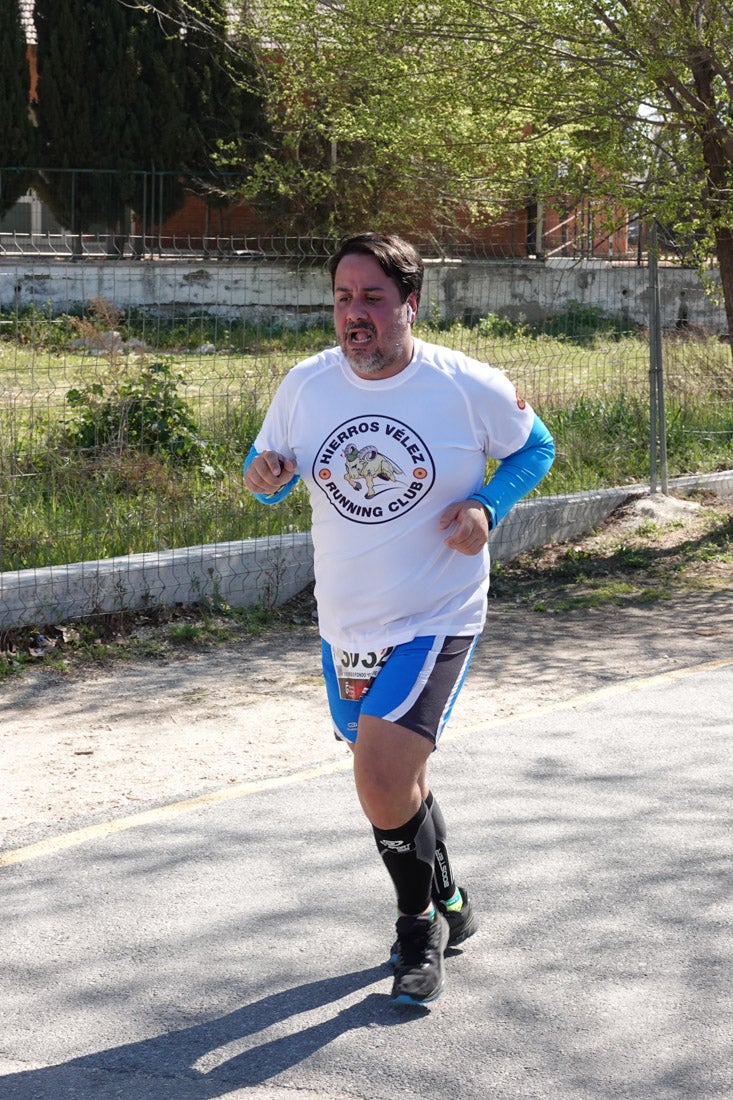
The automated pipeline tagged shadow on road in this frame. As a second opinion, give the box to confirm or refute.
[2,962,421,1097]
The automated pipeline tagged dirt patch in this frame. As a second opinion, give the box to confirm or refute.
[2,490,731,852]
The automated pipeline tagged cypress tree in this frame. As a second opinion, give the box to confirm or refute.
[33,0,138,235]
[32,1,270,241]
[127,2,271,239]
[182,3,272,236]
[121,2,193,230]
[0,0,37,216]
[178,1,270,171]
[33,0,189,236]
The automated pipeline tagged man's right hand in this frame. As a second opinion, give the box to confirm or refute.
[244,451,297,495]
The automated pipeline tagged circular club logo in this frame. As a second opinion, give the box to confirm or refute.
[313,415,435,523]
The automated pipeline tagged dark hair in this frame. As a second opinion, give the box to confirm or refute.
[328,232,424,305]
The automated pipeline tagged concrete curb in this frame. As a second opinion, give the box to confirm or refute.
[1,471,731,631]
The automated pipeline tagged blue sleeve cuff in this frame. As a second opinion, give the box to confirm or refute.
[470,497,498,531]
[244,444,300,504]
[469,414,555,528]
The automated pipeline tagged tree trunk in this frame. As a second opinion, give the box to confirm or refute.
[714,226,733,351]
[690,49,733,357]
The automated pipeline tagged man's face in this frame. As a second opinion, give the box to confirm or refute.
[333,252,416,379]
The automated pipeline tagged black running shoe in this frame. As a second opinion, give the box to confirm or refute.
[389,887,477,965]
[441,887,478,946]
[390,911,449,1005]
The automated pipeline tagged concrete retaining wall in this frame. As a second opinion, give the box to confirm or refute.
[0,534,314,631]
[0,256,727,332]
[1,471,730,631]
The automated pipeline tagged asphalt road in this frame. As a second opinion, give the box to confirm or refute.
[1,657,732,1100]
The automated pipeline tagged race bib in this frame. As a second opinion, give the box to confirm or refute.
[331,646,394,701]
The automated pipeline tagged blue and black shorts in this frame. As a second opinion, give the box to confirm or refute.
[321,634,478,746]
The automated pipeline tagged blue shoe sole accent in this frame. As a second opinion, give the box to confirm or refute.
[391,983,444,1005]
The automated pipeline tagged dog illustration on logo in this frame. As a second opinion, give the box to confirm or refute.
[343,445,404,499]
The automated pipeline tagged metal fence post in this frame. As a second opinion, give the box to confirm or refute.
[648,222,669,493]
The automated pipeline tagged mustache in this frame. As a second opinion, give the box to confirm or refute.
[344,322,376,337]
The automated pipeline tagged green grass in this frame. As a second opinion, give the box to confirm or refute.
[1,303,732,571]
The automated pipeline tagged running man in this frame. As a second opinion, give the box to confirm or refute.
[244,232,555,1005]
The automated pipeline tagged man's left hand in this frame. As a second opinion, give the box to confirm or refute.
[439,500,490,556]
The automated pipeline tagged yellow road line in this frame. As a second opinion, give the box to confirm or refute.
[2,655,731,870]
[0,760,352,869]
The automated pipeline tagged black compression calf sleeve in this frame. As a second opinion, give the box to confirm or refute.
[426,790,459,903]
[372,802,436,915]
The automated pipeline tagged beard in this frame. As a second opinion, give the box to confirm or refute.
[342,321,409,377]
[344,347,389,375]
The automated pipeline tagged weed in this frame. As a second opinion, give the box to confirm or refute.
[611,543,656,569]
[64,360,209,464]
[536,301,634,344]
[169,622,203,643]
[633,520,660,538]
[557,546,596,580]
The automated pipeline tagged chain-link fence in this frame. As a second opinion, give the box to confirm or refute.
[1,193,732,629]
